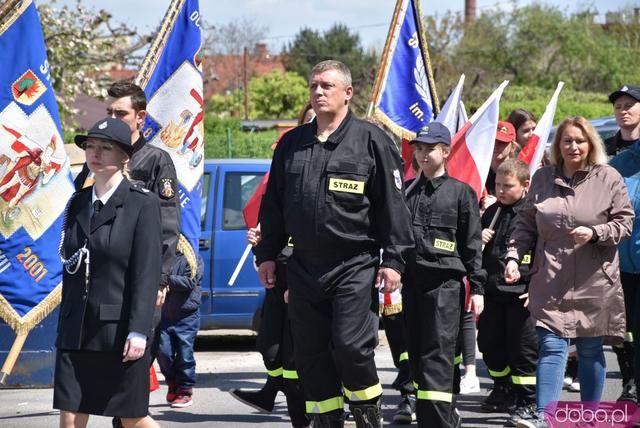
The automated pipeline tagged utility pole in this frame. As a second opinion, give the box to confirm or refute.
[465,0,476,23]
[243,46,249,120]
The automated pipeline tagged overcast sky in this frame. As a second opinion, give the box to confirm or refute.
[55,0,637,53]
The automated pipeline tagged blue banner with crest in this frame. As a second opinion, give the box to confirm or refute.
[137,0,203,257]
[0,0,73,332]
[372,0,438,139]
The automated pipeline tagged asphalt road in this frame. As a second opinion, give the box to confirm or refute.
[0,330,626,427]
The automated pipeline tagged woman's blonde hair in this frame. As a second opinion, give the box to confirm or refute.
[549,116,607,166]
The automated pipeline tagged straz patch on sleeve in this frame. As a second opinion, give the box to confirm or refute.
[521,254,531,265]
[328,178,365,194]
[433,238,456,252]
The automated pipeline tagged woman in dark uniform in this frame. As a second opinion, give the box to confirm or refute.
[54,117,162,428]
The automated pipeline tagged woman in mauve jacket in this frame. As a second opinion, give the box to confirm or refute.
[504,116,634,428]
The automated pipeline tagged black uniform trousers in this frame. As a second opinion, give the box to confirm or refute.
[614,272,640,390]
[382,311,413,395]
[287,251,381,415]
[403,273,464,428]
[256,262,308,427]
[477,295,538,403]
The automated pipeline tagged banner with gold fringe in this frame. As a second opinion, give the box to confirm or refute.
[135,0,203,259]
[0,0,73,336]
[368,0,440,140]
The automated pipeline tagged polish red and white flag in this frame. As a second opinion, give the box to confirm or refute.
[446,80,509,200]
[434,74,466,136]
[518,82,564,176]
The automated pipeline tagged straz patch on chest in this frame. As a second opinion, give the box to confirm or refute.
[329,178,365,194]
[433,238,456,252]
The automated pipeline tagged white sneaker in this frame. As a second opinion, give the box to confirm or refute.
[563,376,573,388]
[568,380,580,392]
[459,374,481,394]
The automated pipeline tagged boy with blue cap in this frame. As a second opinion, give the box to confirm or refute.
[402,122,486,428]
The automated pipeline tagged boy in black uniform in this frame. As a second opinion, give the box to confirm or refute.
[402,123,485,428]
[477,159,538,426]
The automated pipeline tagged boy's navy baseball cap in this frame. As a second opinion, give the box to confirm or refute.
[409,122,452,146]
[75,117,134,156]
[609,85,640,103]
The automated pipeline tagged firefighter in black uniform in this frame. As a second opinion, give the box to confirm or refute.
[230,228,309,428]
[402,123,485,428]
[74,81,180,297]
[73,81,180,428]
[254,60,414,428]
[477,159,537,426]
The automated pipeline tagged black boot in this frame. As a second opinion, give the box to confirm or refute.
[391,361,414,394]
[481,381,515,413]
[350,401,382,428]
[614,343,637,401]
[229,375,282,413]
[283,379,310,427]
[312,410,345,428]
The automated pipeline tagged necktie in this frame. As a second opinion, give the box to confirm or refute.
[91,200,103,229]
[93,200,103,217]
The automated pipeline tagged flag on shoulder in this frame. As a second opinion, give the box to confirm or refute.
[135,0,203,256]
[447,81,509,200]
[369,0,439,140]
[518,82,564,176]
[0,0,74,334]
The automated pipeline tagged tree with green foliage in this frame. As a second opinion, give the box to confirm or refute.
[282,23,378,114]
[251,71,309,119]
[37,0,151,128]
[209,70,308,119]
[453,4,640,98]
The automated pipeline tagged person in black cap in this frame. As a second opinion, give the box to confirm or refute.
[605,85,640,156]
[402,122,485,428]
[54,117,162,428]
[607,85,640,402]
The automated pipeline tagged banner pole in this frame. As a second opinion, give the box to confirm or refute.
[368,0,404,117]
[0,331,29,385]
[413,0,440,115]
[228,244,253,286]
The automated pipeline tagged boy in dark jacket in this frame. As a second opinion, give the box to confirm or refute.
[477,159,538,426]
[157,242,204,408]
[402,123,486,428]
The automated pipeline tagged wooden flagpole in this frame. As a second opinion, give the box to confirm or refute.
[135,0,185,89]
[367,0,405,118]
[0,332,28,384]
[413,0,440,115]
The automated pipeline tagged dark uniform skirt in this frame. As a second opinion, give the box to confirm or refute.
[53,348,150,418]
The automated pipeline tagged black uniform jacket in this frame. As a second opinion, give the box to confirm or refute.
[481,198,531,296]
[605,131,638,157]
[404,173,486,294]
[57,179,162,352]
[255,110,414,272]
[74,135,180,286]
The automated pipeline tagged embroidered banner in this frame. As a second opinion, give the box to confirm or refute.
[136,0,203,257]
[0,0,73,333]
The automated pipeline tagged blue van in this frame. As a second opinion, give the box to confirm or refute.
[199,159,270,331]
